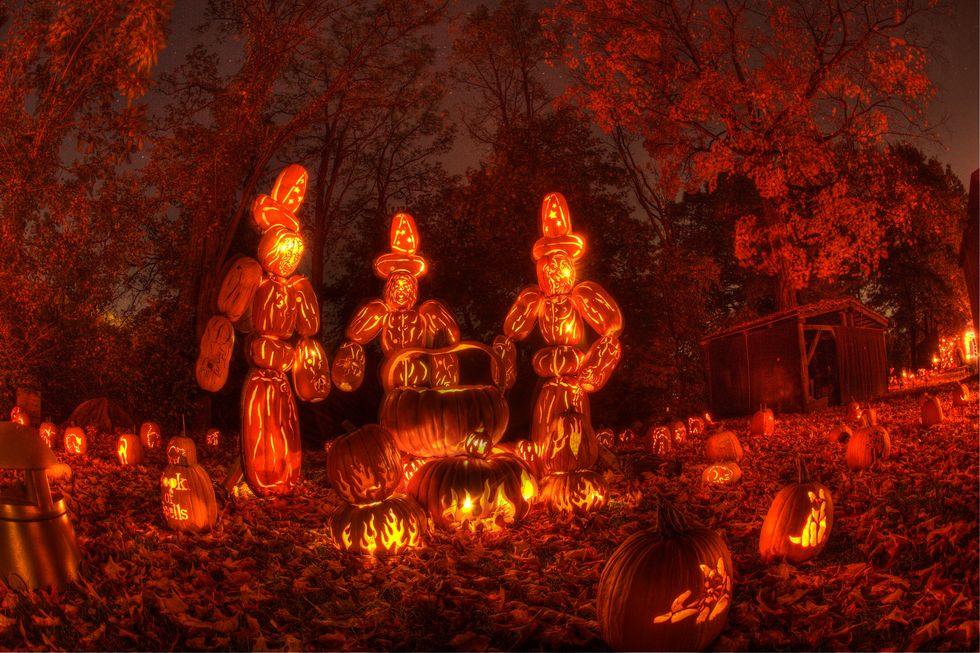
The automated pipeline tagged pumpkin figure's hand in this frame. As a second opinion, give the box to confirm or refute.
[331,341,366,392]
[578,335,621,392]
[492,335,517,390]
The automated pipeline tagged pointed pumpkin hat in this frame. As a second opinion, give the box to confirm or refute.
[373,212,427,278]
[251,164,308,233]
[533,192,585,261]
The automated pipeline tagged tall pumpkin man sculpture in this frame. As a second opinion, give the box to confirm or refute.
[496,193,623,514]
[194,164,330,496]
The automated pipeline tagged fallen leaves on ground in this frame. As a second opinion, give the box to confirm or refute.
[0,380,975,651]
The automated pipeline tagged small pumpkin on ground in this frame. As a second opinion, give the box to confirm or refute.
[539,469,607,515]
[328,495,427,555]
[701,462,742,486]
[920,394,944,426]
[749,404,775,436]
[704,430,743,463]
[759,459,833,564]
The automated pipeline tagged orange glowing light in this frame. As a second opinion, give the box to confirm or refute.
[39,422,56,448]
[787,489,828,548]
[652,557,731,625]
[10,406,28,426]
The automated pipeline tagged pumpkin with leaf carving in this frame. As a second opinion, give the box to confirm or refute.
[598,501,733,651]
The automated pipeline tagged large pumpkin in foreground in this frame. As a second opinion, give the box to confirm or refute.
[240,368,301,495]
[598,502,733,651]
[759,459,833,564]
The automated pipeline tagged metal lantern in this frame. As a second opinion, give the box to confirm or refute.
[0,422,81,590]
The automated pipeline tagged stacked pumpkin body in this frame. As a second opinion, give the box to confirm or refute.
[194,164,330,497]
[160,436,218,533]
[536,411,607,515]
[326,425,426,555]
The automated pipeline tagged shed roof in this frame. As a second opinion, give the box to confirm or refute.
[701,298,888,345]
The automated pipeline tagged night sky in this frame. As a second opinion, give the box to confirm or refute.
[156,0,979,186]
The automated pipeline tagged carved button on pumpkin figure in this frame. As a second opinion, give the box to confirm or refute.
[160,436,218,533]
[598,502,733,652]
[759,459,833,564]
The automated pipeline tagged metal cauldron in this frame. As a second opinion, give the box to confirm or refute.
[0,422,80,590]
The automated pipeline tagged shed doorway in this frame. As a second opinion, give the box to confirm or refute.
[806,327,838,409]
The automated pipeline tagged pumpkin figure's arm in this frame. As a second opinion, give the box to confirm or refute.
[571,281,623,337]
[330,299,386,392]
[492,286,542,390]
[420,299,461,387]
[578,335,622,392]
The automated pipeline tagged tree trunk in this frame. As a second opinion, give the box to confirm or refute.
[774,263,798,312]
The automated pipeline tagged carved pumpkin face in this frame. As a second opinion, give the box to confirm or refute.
[39,422,57,448]
[702,462,742,485]
[618,429,636,448]
[140,422,162,449]
[536,252,575,296]
[704,430,744,463]
[759,460,834,564]
[291,336,330,403]
[10,406,28,426]
[240,368,301,496]
[64,427,86,456]
[408,454,536,529]
[749,405,775,436]
[384,273,419,311]
[326,425,403,504]
[539,469,607,515]
[117,433,144,466]
[380,384,509,458]
[598,503,733,652]
[257,226,304,278]
[161,459,218,532]
[596,428,615,449]
[328,495,427,556]
[647,425,672,456]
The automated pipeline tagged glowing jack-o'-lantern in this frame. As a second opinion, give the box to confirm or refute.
[541,412,598,473]
[704,431,743,463]
[408,453,536,529]
[702,462,741,485]
[204,428,221,450]
[257,225,304,278]
[140,421,162,450]
[759,459,834,564]
[10,406,28,426]
[595,428,615,449]
[39,422,57,448]
[291,336,330,403]
[617,429,636,448]
[953,382,972,409]
[329,495,427,556]
[216,256,263,322]
[539,469,607,515]
[749,404,775,436]
[326,425,403,504]
[686,416,705,437]
[920,394,944,426]
[598,502,733,652]
[647,425,672,456]
[845,399,863,424]
[116,433,144,466]
[240,368,301,496]
[63,427,86,456]
[161,436,217,532]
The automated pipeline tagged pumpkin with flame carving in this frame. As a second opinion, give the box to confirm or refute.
[329,495,426,556]
[759,459,833,564]
[240,368,301,496]
[539,469,607,515]
[598,502,733,651]
[326,425,402,504]
[408,453,536,529]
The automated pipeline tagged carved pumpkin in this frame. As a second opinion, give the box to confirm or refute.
[326,425,403,504]
[396,456,427,494]
[252,194,300,232]
[825,422,852,444]
[140,422,162,449]
[216,255,263,322]
[667,419,687,444]
[63,427,86,456]
[539,469,607,515]
[257,225,304,278]
[920,394,944,426]
[291,336,330,402]
[328,495,427,556]
[596,428,615,449]
[953,382,972,409]
[494,439,542,477]
[331,341,367,392]
[702,462,742,485]
[617,429,636,448]
[195,315,235,392]
[686,416,705,437]
[540,412,598,473]
[380,384,508,457]
[759,459,833,564]
[749,404,775,436]
[10,406,28,426]
[161,437,217,532]
[408,454,536,529]
[251,275,297,339]
[39,422,57,448]
[116,432,143,466]
[240,368,301,496]
[647,425,672,456]
[845,399,863,424]
[247,335,294,372]
[598,502,733,652]
[289,275,320,336]
[704,431,743,463]
[205,428,221,450]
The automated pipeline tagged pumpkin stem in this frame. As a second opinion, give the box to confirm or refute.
[796,457,810,483]
[658,498,691,536]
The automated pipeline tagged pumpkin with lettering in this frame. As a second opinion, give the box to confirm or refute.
[759,459,833,564]
[598,502,733,651]
[161,436,218,532]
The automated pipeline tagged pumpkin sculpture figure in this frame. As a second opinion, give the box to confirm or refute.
[496,193,623,514]
[194,164,330,496]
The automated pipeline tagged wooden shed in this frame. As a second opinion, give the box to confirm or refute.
[701,299,888,417]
